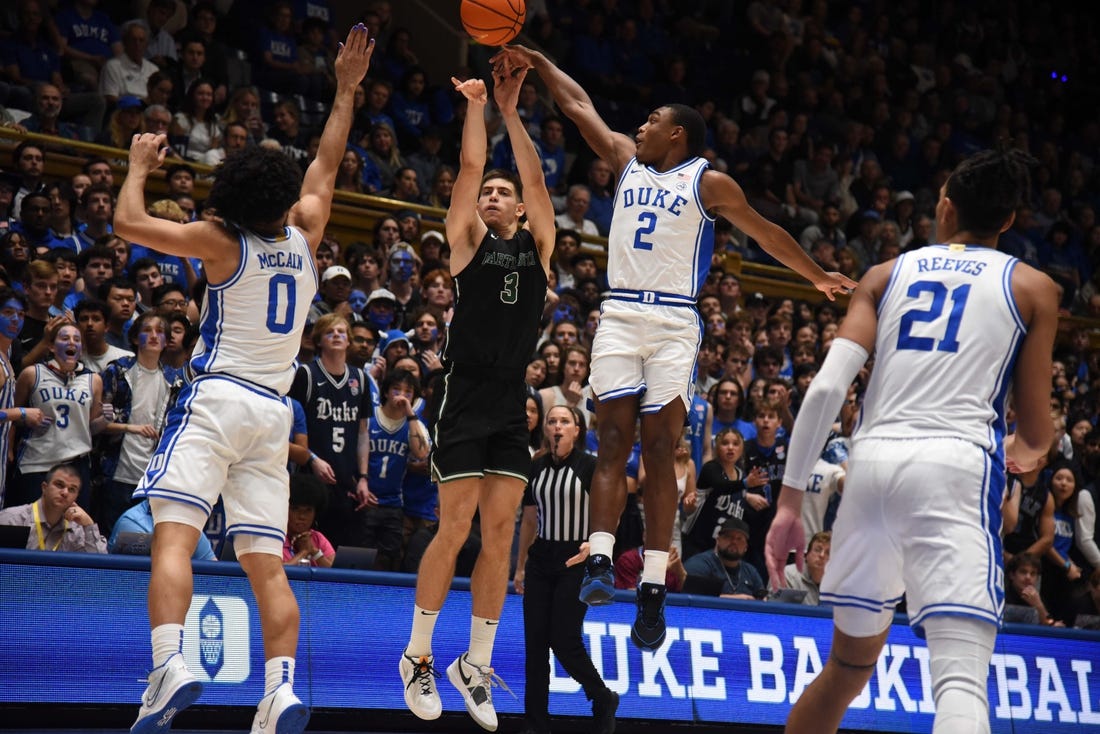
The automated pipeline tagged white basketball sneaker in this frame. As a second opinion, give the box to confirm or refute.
[131,653,202,734]
[250,682,309,734]
[399,652,442,720]
[447,653,512,732]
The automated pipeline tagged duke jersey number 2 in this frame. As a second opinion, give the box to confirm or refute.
[605,156,715,299]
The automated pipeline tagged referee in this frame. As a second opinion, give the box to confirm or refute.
[514,405,618,734]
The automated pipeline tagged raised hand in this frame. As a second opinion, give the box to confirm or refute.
[334,24,375,88]
[490,45,537,72]
[492,59,528,112]
[128,133,169,175]
[451,76,488,105]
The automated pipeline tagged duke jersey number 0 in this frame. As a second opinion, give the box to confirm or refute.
[190,226,318,395]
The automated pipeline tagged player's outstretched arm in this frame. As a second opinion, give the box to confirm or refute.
[292,24,375,248]
[445,76,490,271]
[115,133,226,264]
[493,62,555,270]
[702,170,857,300]
[493,45,634,174]
[1008,264,1059,472]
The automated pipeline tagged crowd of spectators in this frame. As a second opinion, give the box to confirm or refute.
[0,0,1099,626]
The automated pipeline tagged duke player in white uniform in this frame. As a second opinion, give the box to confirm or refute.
[112,26,375,734]
[766,148,1058,734]
[496,45,855,649]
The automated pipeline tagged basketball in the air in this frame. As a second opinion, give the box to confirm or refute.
[460,0,526,47]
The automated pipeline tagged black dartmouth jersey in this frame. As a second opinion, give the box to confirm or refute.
[445,228,546,371]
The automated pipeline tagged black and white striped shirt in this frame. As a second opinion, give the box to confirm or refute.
[524,448,596,543]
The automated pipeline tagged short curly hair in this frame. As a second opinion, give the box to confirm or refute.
[207,147,302,229]
[289,473,329,515]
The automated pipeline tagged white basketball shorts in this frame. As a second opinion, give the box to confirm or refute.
[821,437,1005,637]
[589,299,702,414]
[135,374,293,543]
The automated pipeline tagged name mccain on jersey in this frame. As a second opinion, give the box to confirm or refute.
[256,251,304,270]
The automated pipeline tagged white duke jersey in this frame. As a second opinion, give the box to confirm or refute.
[190,226,317,394]
[19,365,95,472]
[605,157,715,300]
[855,244,1025,454]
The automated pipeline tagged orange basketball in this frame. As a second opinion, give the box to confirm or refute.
[460,0,526,47]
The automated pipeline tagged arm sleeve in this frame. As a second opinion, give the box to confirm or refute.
[782,338,868,491]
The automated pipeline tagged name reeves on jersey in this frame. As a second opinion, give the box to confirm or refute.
[915,256,987,276]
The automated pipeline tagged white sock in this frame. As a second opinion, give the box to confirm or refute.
[588,531,615,560]
[151,624,184,668]
[466,615,499,667]
[265,657,295,696]
[641,549,669,586]
[406,605,439,658]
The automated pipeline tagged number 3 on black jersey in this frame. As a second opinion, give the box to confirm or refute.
[500,271,518,304]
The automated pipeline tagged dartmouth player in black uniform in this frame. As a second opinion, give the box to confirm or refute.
[399,62,555,731]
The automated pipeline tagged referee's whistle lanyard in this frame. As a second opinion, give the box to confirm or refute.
[31,500,67,551]
[550,444,575,465]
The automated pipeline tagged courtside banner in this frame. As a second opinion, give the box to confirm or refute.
[2,551,1099,732]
